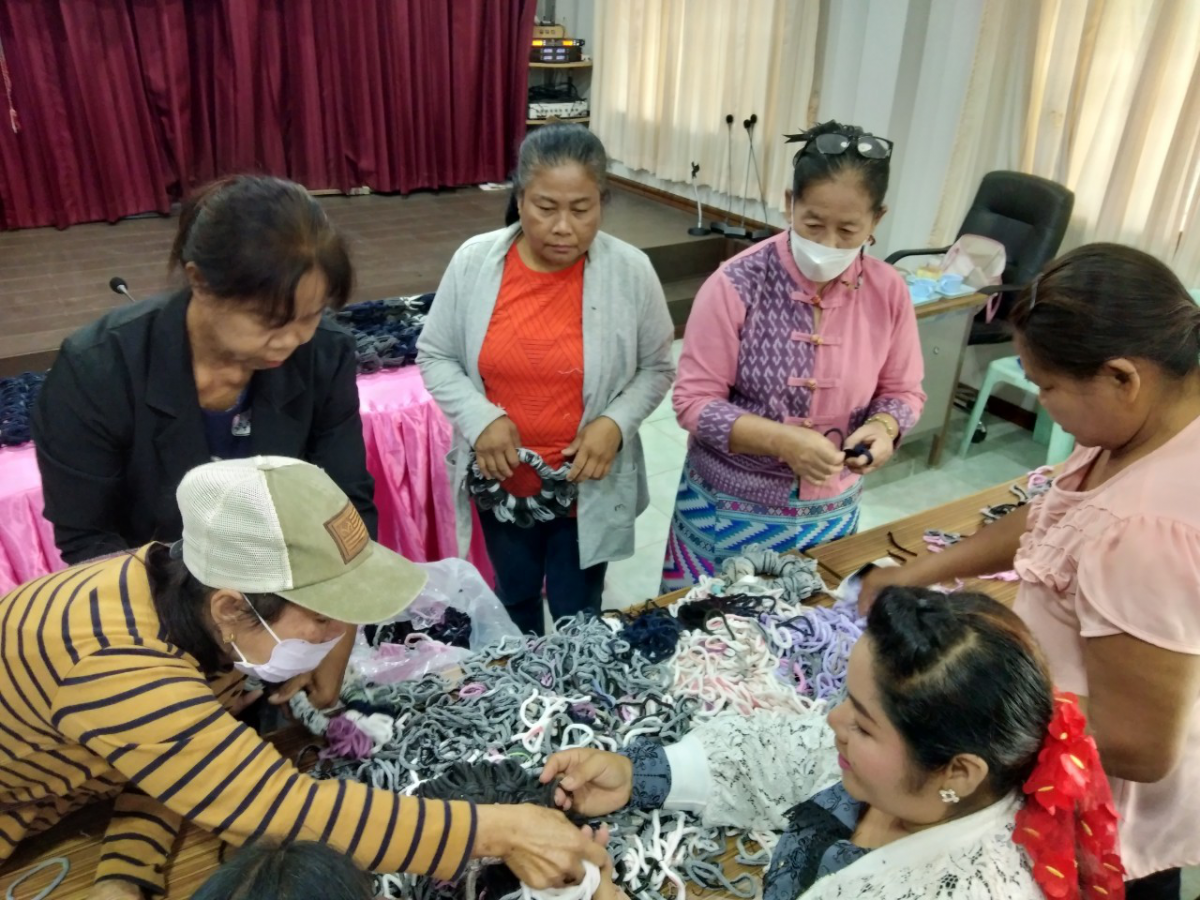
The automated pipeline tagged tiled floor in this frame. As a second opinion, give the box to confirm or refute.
[1184,868,1200,899]
[602,340,1049,610]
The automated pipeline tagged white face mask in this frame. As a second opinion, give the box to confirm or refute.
[230,596,342,684]
[789,228,865,283]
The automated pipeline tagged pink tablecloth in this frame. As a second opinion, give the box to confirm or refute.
[0,366,493,594]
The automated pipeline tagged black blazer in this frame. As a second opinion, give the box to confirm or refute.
[32,290,377,564]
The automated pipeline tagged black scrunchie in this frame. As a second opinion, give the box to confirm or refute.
[466,447,577,528]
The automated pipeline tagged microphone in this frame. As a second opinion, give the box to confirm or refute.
[109,277,138,304]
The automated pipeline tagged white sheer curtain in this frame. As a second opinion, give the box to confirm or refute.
[591,0,820,211]
[933,0,1200,285]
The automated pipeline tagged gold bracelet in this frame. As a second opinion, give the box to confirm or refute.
[865,414,898,439]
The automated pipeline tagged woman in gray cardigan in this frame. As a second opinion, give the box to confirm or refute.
[417,125,674,634]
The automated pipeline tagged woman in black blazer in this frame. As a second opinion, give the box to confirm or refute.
[32,174,374,707]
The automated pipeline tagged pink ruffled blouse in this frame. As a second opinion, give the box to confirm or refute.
[1013,417,1200,879]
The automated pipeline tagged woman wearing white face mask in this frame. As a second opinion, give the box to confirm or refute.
[662,120,925,591]
[0,457,609,900]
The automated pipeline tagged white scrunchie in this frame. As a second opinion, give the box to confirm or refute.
[520,860,603,900]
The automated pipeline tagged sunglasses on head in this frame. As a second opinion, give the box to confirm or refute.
[786,131,894,160]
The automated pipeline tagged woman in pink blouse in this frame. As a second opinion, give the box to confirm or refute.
[863,244,1200,899]
[662,121,925,591]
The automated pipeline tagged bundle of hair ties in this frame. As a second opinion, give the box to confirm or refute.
[334,293,434,374]
[371,607,474,650]
[0,371,46,447]
[981,466,1055,523]
[292,547,862,900]
[467,448,577,527]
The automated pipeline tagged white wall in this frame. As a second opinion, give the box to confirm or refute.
[563,0,988,258]
[803,0,986,256]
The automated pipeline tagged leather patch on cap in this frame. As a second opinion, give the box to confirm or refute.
[325,503,369,564]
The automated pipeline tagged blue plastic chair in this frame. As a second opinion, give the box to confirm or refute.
[959,356,1075,465]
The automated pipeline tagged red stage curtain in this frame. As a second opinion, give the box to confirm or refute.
[0,0,536,230]
[0,0,174,230]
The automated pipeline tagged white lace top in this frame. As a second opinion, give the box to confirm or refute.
[653,710,1042,900]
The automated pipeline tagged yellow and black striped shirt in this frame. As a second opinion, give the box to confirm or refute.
[0,549,475,894]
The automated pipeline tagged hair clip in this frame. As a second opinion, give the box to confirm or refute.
[887,530,919,558]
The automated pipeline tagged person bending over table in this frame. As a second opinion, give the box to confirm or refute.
[0,457,607,900]
[863,244,1200,899]
[662,120,925,593]
[32,174,374,709]
[418,124,674,635]
[542,587,1124,900]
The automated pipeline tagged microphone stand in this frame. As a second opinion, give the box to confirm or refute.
[688,162,711,236]
[745,115,773,241]
[711,114,747,238]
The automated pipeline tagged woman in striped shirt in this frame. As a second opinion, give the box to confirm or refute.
[0,457,607,899]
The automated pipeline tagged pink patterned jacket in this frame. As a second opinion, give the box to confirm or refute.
[673,232,926,506]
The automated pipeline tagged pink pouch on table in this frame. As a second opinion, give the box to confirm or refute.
[940,234,1007,321]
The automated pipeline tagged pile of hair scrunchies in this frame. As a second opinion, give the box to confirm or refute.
[334,292,435,374]
[0,372,46,447]
[292,548,859,900]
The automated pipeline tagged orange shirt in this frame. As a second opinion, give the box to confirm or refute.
[478,242,585,497]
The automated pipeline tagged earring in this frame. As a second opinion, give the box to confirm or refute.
[223,633,234,644]
[939,788,961,804]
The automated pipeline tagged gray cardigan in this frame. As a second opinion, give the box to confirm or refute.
[417,224,675,569]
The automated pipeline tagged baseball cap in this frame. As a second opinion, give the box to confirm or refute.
[176,456,426,625]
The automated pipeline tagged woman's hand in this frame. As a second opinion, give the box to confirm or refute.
[843,419,895,475]
[268,668,338,711]
[475,417,522,480]
[773,426,846,486]
[594,860,631,900]
[86,880,144,900]
[540,748,633,816]
[857,565,919,616]
[475,804,611,889]
[228,686,264,718]
[563,417,623,483]
[268,626,352,710]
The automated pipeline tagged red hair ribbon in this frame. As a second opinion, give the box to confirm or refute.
[1014,692,1125,899]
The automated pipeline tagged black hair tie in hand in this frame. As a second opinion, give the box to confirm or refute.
[467,447,577,528]
[846,442,873,468]
[823,427,873,468]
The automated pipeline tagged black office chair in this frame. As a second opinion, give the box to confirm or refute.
[886,171,1074,344]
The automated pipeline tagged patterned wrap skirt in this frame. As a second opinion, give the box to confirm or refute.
[661,463,861,594]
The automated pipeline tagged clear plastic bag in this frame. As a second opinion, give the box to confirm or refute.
[351,558,520,684]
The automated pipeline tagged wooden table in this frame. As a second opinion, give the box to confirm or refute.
[910,292,989,466]
[806,475,1026,607]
